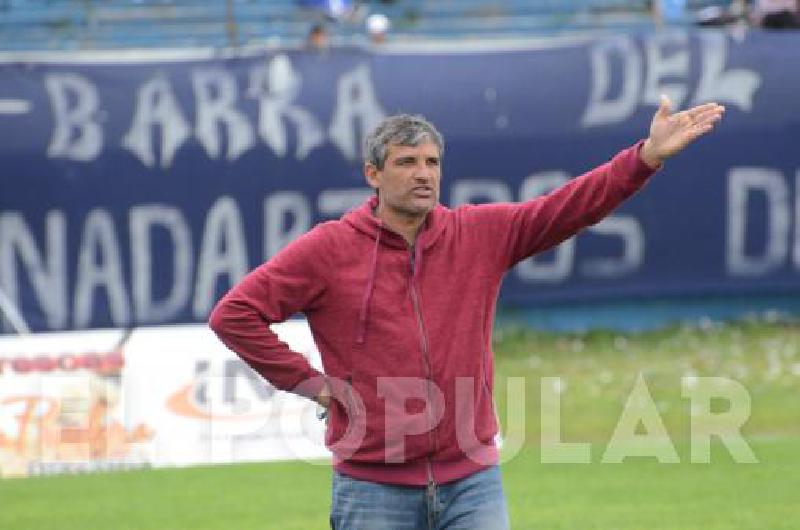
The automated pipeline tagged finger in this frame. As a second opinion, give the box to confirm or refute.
[672,111,692,127]
[656,94,672,118]
[695,112,722,125]
[692,107,725,127]
[672,106,724,132]
[686,102,724,120]
[687,120,719,140]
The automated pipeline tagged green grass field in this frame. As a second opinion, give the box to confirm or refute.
[3,320,799,529]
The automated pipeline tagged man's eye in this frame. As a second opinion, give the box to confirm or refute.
[427,159,440,166]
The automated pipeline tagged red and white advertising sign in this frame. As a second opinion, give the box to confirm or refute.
[0,321,328,478]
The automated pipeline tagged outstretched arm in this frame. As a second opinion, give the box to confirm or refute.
[462,96,726,269]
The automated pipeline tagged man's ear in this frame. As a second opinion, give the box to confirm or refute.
[365,163,380,191]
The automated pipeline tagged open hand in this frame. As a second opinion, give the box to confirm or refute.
[640,95,725,169]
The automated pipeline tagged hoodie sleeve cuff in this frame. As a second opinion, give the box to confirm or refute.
[634,139,663,175]
[291,373,328,401]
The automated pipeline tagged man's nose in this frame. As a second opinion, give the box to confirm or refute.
[412,166,434,180]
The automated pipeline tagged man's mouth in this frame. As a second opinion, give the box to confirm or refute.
[411,186,434,198]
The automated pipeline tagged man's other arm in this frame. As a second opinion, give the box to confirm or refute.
[208,227,329,401]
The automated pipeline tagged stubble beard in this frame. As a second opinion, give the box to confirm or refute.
[397,195,435,219]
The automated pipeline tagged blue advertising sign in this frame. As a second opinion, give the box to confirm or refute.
[1,31,799,332]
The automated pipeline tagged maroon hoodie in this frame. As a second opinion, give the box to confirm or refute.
[208,142,656,486]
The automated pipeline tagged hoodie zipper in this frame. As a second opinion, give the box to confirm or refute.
[426,458,437,528]
[409,245,439,457]
[410,245,439,525]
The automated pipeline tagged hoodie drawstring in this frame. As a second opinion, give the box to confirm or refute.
[413,239,423,281]
[357,223,382,344]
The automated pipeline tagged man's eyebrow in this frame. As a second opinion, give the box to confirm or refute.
[391,154,440,164]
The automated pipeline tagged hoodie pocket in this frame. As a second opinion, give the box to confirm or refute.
[325,375,359,447]
[479,350,499,438]
[481,350,493,400]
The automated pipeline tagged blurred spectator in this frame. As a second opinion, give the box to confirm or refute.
[306,23,329,50]
[752,0,799,28]
[366,13,390,44]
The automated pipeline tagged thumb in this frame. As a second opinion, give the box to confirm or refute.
[656,94,672,118]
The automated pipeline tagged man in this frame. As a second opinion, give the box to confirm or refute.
[209,96,724,529]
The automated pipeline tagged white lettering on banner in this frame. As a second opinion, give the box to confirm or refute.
[247,55,325,159]
[129,205,193,323]
[583,37,642,127]
[329,64,387,161]
[74,209,131,328]
[1,194,305,330]
[643,32,690,109]
[192,68,255,161]
[583,32,761,127]
[263,192,311,260]
[45,73,103,161]
[123,74,191,168]
[193,197,248,318]
[727,167,791,276]
[262,186,374,264]
[0,211,67,331]
[317,188,374,218]
[581,216,644,279]
[47,57,385,166]
[692,33,760,111]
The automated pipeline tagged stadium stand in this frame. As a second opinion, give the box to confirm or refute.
[0,0,739,51]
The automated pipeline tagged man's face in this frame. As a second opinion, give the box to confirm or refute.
[366,142,441,218]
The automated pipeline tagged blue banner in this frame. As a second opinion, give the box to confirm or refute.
[1,31,799,332]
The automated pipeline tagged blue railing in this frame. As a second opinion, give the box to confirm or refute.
[0,0,735,51]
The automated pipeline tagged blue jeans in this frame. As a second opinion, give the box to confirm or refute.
[330,465,510,530]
